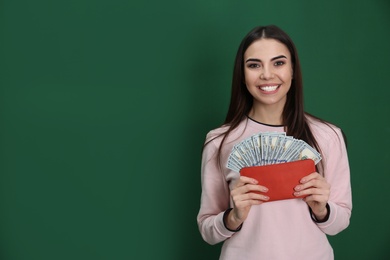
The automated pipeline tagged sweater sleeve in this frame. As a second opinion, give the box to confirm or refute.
[315,126,352,235]
[196,135,236,245]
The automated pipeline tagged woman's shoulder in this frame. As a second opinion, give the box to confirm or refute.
[205,124,229,144]
[205,119,248,144]
[306,114,344,143]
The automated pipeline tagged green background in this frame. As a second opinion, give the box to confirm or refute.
[1,0,389,259]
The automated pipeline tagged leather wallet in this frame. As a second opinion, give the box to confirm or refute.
[239,159,316,202]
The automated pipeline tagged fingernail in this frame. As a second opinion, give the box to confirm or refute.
[262,187,268,192]
[295,185,301,191]
[294,192,300,196]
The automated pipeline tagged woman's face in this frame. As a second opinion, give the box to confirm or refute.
[244,38,293,111]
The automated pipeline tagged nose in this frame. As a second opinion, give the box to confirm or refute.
[260,65,274,80]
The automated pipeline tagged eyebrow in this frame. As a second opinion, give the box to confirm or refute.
[245,55,288,63]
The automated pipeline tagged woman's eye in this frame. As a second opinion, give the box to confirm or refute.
[274,61,285,66]
[248,63,260,68]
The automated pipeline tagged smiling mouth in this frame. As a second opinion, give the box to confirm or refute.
[258,85,280,92]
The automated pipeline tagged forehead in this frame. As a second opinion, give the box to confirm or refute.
[244,39,291,60]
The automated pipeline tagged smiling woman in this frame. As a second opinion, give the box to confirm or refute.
[197,25,352,260]
[244,39,293,125]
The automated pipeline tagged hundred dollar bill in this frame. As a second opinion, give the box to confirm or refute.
[251,134,262,166]
[297,142,322,164]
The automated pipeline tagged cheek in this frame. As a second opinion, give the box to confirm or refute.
[282,70,293,83]
[244,71,257,84]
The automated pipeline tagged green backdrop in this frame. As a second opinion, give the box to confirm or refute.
[1,0,389,259]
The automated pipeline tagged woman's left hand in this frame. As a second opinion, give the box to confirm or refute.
[294,172,330,221]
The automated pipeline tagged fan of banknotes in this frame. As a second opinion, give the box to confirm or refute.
[227,132,322,173]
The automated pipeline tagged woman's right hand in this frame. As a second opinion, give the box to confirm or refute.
[225,176,269,230]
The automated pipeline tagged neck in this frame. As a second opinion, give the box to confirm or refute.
[248,104,284,125]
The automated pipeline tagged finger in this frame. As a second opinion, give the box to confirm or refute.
[240,184,269,194]
[299,172,322,184]
[294,187,329,197]
[234,193,269,206]
[295,179,330,191]
[232,184,268,198]
[239,192,269,202]
[235,176,259,187]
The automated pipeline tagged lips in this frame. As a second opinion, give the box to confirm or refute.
[257,84,280,92]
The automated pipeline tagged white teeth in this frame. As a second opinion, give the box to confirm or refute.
[259,85,278,92]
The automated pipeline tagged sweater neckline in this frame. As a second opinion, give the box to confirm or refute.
[246,116,285,128]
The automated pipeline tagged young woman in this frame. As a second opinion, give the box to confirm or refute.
[197,25,352,259]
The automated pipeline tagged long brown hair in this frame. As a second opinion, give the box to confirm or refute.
[207,25,327,168]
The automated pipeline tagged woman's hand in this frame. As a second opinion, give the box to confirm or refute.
[294,172,331,221]
[225,176,269,230]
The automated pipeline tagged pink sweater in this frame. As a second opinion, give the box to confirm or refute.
[197,117,352,260]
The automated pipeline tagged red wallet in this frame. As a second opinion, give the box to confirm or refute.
[239,159,316,202]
